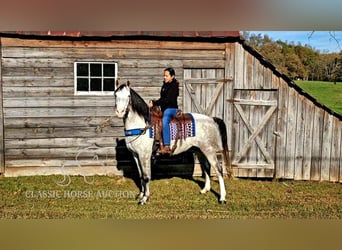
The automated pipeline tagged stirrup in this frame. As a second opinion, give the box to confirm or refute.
[158,145,172,155]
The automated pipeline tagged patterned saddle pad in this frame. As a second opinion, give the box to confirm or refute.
[149,111,196,140]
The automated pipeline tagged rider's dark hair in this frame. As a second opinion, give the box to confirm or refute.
[164,67,175,77]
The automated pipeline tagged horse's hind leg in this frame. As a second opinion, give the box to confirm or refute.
[196,151,211,194]
[203,152,227,204]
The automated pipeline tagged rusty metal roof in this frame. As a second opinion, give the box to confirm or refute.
[0,31,243,41]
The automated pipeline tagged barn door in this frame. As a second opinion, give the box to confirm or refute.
[230,89,278,178]
[183,68,229,176]
[183,69,225,117]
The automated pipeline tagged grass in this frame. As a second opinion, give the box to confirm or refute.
[1,174,341,219]
[295,80,342,115]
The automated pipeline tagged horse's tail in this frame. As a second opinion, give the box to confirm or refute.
[213,117,232,178]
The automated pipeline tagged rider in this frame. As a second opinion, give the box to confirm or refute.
[147,67,179,154]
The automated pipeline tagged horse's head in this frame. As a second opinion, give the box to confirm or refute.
[114,81,131,118]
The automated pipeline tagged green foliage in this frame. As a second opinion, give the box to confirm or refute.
[0,175,341,219]
[296,80,342,115]
[244,32,342,81]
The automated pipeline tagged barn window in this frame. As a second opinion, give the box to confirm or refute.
[74,62,118,95]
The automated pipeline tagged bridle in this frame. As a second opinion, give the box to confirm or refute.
[114,86,151,144]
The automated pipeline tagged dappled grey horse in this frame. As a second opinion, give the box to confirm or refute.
[114,81,230,205]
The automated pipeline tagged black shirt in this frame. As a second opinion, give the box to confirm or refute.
[152,79,179,112]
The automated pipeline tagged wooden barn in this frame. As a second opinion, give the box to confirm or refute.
[0,31,341,182]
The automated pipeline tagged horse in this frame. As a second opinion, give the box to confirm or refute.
[114,81,231,205]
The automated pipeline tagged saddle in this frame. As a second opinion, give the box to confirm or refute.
[150,107,194,155]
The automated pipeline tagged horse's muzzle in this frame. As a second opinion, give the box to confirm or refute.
[115,109,126,118]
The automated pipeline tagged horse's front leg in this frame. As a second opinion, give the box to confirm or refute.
[132,155,145,200]
[137,155,152,205]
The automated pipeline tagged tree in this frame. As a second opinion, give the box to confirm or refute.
[244,32,342,82]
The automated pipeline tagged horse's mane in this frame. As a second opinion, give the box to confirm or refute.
[129,88,150,122]
[115,83,150,122]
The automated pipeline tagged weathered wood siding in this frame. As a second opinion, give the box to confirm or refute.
[231,43,342,182]
[0,37,226,176]
[0,38,4,173]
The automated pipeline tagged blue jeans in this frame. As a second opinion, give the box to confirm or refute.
[162,108,178,146]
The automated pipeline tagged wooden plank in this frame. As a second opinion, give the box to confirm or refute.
[240,90,250,165]
[3,96,114,108]
[294,95,305,180]
[4,165,121,177]
[4,106,115,118]
[2,47,225,60]
[183,69,192,113]
[4,116,122,128]
[232,89,241,165]
[5,137,117,149]
[330,117,342,182]
[3,86,74,97]
[311,107,324,181]
[284,87,298,179]
[232,163,274,169]
[2,37,226,50]
[5,147,115,159]
[184,78,232,84]
[5,127,124,139]
[3,58,223,69]
[2,58,75,68]
[321,112,334,181]
[264,68,274,89]
[234,44,244,89]
[262,90,276,174]
[0,38,4,173]
[231,99,277,106]
[2,77,73,87]
[2,67,73,77]
[275,80,288,179]
[224,43,235,165]
[5,159,117,168]
[246,52,253,89]
[302,100,314,180]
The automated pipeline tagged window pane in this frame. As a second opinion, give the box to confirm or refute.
[77,63,88,76]
[90,64,102,76]
[77,78,89,91]
[90,78,102,91]
[103,78,115,91]
[103,64,115,76]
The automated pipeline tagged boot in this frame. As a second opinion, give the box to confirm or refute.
[158,145,172,155]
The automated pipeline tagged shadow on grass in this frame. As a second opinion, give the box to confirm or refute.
[115,139,221,200]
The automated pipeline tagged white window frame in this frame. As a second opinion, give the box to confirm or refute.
[74,61,118,96]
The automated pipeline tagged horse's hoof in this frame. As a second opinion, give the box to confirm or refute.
[137,196,149,205]
[136,193,144,200]
[219,200,227,205]
[200,188,210,194]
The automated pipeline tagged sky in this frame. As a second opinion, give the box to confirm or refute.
[248,31,342,53]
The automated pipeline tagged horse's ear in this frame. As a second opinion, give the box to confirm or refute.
[127,80,130,87]
[115,79,120,88]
